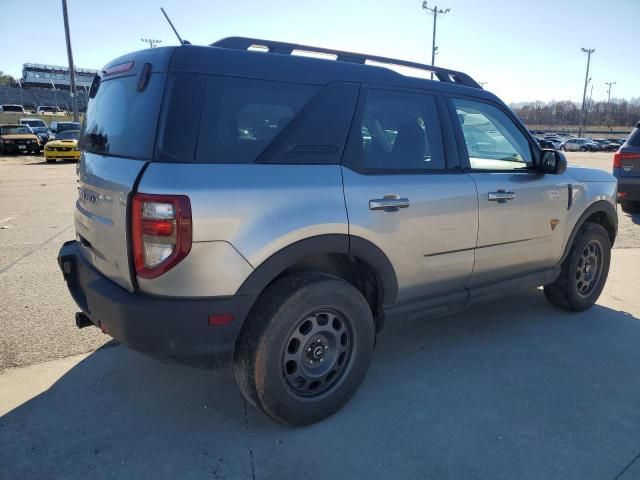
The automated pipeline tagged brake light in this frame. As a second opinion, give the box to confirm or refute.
[614,151,640,168]
[131,193,192,279]
[103,61,134,76]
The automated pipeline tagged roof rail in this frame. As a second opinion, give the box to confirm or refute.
[211,37,481,89]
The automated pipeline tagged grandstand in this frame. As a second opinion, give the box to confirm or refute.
[0,85,89,112]
[0,63,98,112]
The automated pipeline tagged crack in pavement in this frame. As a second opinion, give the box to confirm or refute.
[614,449,640,480]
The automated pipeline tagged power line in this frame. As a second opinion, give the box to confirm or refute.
[141,38,162,49]
[578,48,595,138]
[421,2,450,80]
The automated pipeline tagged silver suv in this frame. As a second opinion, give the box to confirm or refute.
[58,38,618,426]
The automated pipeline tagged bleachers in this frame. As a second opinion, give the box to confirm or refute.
[0,85,89,112]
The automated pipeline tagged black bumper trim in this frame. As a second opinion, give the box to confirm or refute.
[57,240,256,363]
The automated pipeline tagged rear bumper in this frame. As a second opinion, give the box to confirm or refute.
[45,150,80,160]
[57,240,256,365]
[615,175,640,202]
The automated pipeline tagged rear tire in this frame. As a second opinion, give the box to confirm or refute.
[234,272,375,426]
[544,222,611,311]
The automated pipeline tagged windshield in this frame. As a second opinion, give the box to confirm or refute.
[0,126,32,135]
[22,120,46,127]
[33,127,49,133]
[56,130,80,140]
[80,73,165,159]
[57,123,81,133]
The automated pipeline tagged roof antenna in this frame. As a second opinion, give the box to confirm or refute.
[161,7,190,45]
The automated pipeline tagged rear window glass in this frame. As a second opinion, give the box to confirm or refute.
[80,73,164,159]
[627,127,640,147]
[195,77,318,163]
[2,105,23,112]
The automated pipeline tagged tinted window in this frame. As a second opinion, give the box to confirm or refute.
[196,77,318,164]
[80,73,165,159]
[627,126,640,147]
[2,105,23,112]
[57,122,81,133]
[352,89,445,170]
[453,98,532,171]
[56,130,80,140]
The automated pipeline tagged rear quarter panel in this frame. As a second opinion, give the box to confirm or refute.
[136,163,348,296]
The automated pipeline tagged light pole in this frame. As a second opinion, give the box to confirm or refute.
[478,81,488,88]
[141,38,162,49]
[50,80,58,109]
[605,81,616,105]
[62,0,79,122]
[421,2,450,79]
[578,48,595,137]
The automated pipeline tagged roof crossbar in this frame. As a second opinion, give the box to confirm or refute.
[211,37,481,89]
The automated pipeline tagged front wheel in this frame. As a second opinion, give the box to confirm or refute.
[234,272,375,426]
[579,146,587,152]
[544,222,611,311]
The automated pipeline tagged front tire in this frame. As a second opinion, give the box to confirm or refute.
[234,272,375,426]
[544,222,611,311]
[579,146,587,152]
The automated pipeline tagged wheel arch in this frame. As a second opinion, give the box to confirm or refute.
[235,234,398,329]
[559,200,617,265]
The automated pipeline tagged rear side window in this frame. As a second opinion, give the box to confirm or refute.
[627,126,640,147]
[80,73,165,159]
[195,77,318,164]
[350,89,445,171]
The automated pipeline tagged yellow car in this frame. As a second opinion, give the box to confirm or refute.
[44,129,81,163]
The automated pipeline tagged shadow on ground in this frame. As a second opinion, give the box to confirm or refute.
[2,289,640,480]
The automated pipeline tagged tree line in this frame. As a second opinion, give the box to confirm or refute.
[510,98,640,127]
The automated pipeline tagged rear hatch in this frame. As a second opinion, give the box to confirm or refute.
[616,123,640,177]
[75,48,174,291]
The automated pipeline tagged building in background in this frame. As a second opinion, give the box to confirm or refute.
[21,63,98,92]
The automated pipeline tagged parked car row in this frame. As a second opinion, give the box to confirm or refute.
[0,104,69,115]
[0,119,81,162]
[532,131,625,153]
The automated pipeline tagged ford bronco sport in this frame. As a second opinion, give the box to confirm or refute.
[58,38,618,426]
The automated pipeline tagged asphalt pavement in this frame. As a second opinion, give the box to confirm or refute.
[1,151,640,479]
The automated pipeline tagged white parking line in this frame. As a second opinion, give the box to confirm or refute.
[0,215,16,224]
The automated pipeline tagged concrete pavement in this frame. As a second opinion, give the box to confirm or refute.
[1,248,639,480]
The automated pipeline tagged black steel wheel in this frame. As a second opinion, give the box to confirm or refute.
[544,222,611,311]
[575,240,603,297]
[281,309,353,399]
[234,272,375,426]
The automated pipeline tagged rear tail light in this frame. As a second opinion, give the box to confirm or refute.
[614,151,640,168]
[131,193,192,279]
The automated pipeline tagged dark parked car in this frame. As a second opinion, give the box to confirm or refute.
[614,122,640,212]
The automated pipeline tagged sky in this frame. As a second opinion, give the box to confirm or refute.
[1,0,638,104]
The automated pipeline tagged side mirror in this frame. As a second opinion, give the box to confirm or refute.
[540,149,567,174]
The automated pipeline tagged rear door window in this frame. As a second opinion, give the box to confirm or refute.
[80,73,165,159]
[195,77,318,164]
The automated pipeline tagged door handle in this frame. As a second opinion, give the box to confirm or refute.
[488,190,516,202]
[369,195,410,211]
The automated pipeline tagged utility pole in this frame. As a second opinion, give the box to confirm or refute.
[421,2,450,79]
[478,81,488,88]
[605,81,616,104]
[61,0,78,122]
[141,38,162,49]
[578,48,595,138]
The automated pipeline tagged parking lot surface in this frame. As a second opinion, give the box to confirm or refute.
[1,151,640,479]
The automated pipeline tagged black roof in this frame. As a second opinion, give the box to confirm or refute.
[104,37,503,105]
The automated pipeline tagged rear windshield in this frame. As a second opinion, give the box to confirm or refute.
[627,126,640,147]
[80,73,164,159]
[57,122,81,133]
[56,130,80,140]
[22,120,46,127]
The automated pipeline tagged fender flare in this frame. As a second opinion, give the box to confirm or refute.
[559,200,617,265]
[236,234,399,306]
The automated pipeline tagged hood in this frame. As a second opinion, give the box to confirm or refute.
[46,139,78,147]
[566,165,616,182]
[1,134,38,140]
